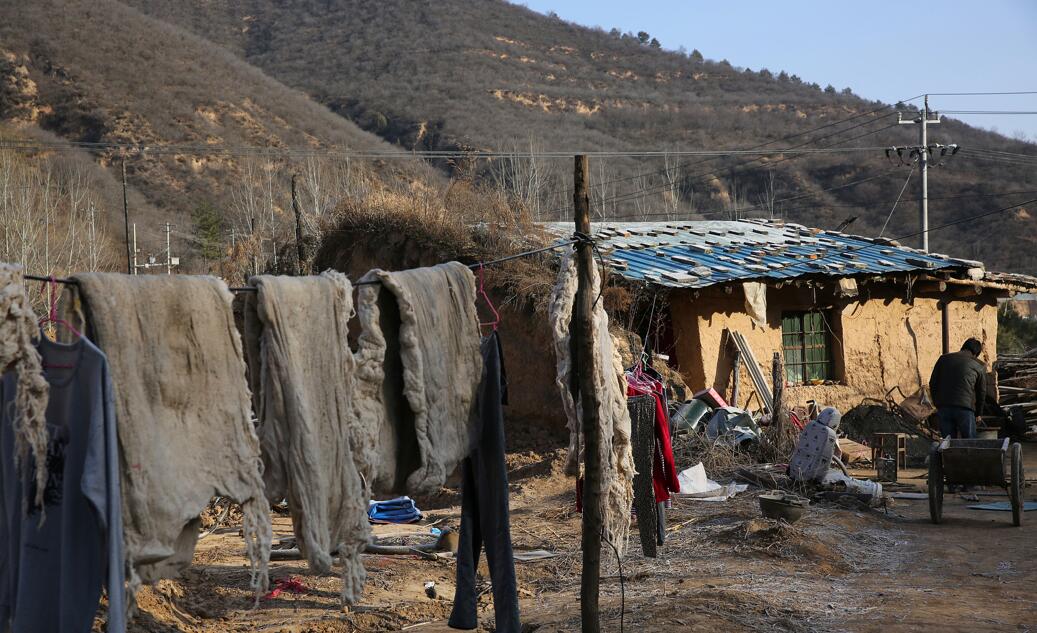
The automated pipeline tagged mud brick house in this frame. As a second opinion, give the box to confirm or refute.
[548,220,1037,412]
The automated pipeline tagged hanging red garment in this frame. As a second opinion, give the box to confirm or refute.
[627,379,680,502]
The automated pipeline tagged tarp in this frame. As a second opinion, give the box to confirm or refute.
[675,463,748,501]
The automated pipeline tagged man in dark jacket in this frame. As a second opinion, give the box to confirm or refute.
[929,338,986,439]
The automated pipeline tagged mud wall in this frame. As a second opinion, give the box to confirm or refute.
[669,281,999,412]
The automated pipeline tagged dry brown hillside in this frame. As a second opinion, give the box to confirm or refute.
[0,0,413,275]
[124,0,1037,273]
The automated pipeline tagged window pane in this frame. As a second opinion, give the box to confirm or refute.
[781,310,836,383]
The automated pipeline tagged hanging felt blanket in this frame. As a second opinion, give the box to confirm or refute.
[243,272,372,604]
[72,274,271,600]
[548,252,634,556]
[0,265,49,512]
[354,262,482,496]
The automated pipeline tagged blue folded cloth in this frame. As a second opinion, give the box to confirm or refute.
[368,496,423,524]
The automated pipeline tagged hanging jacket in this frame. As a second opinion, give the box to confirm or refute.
[627,381,680,502]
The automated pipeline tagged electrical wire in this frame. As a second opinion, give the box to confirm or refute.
[24,238,579,289]
[943,110,1037,115]
[603,185,1037,223]
[878,168,915,237]
[539,99,915,201]
[602,533,625,633]
[925,91,1037,96]
[0,138,892,159]
[609,165,904,222]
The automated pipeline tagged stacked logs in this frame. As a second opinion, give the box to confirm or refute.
[995,349,1037,435]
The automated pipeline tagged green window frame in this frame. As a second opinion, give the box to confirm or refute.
[781,311,834,384]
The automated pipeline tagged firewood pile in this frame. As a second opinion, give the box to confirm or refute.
[994,349,1037,434]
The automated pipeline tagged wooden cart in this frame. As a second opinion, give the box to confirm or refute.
[928,438,1025,526]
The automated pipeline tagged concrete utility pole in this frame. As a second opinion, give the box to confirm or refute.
[574,154,602,633]
[163,222,179,275]
[898,95,941,252]
[131,224,139,275]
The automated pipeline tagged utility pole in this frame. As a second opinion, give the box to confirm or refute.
[122,158,132,274]
[574,154,602,633]
[291,174,306,275]
[131,223,138,275]
[898,95,941,252]
[163,222,179,275]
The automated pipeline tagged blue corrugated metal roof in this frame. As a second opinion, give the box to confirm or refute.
[543,220,983,288]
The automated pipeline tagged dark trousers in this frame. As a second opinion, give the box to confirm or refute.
[937,406,976,439]
[449,332,520,632]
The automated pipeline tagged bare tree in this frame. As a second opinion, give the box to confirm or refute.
[724,179,750,220]
[594,159,617,222]
[753,169,779,220]
[631,173,654,221]
[662,152,684,221]
[0,148,115,283]
[490,136,548,222]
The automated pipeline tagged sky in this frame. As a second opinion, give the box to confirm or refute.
[515,0,1037,141]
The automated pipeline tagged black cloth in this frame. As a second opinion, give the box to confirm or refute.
[627,395,657,557]
[929,350,986,413]
[449,332,520,632]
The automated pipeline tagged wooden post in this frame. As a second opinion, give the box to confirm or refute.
[291,174,306,275]
[122,159,132,275]
[731,349,742,408]
[574,154,602,633]
[941,300,950,355]
[772,352,785,432]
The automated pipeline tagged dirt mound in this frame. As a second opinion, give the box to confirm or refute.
[714,517,846,574]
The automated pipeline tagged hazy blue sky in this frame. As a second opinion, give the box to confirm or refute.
[515,0,1037,140]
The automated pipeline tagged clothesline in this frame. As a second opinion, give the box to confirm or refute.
[22,239,580,291]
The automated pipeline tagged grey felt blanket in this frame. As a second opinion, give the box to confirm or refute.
[355,262,481,496]
[0,264,49,511]
[72,274,271,598]
[243,272,371,604]
[548,253,634,555]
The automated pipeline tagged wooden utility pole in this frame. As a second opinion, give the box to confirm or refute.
[574,154,602,633]
[772,352,785,433]
[122,159,132,275]
[291,174,306,274]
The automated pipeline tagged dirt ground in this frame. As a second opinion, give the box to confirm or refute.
[109,444,1037,633]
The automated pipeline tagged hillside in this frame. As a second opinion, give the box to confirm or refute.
[124,0,1037,273]
[0,0,412,276]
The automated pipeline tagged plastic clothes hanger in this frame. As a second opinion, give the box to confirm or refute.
[38,276,81,369]
[476,264,500,333]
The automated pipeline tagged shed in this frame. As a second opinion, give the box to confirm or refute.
[545,219,1037,412]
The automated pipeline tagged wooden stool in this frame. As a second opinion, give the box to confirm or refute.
[872,432,908,469]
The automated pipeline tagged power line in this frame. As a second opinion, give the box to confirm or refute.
[516,99,920,202]
[959,152,1037,167]
[943,110,1037,115]
[879,169,915,237]
[925,91,1037,96]
[608,167,905,221]
[590,122,903,216]
[0,138,895,159]
[598,183,1037,224]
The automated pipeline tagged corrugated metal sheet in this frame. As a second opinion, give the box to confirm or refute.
[543,219,983,289]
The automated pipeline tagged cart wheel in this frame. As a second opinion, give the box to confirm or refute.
[929,449,944,524]
[1010,442,1024,527]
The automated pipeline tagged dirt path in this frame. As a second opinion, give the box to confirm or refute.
[114,446,1037,633]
